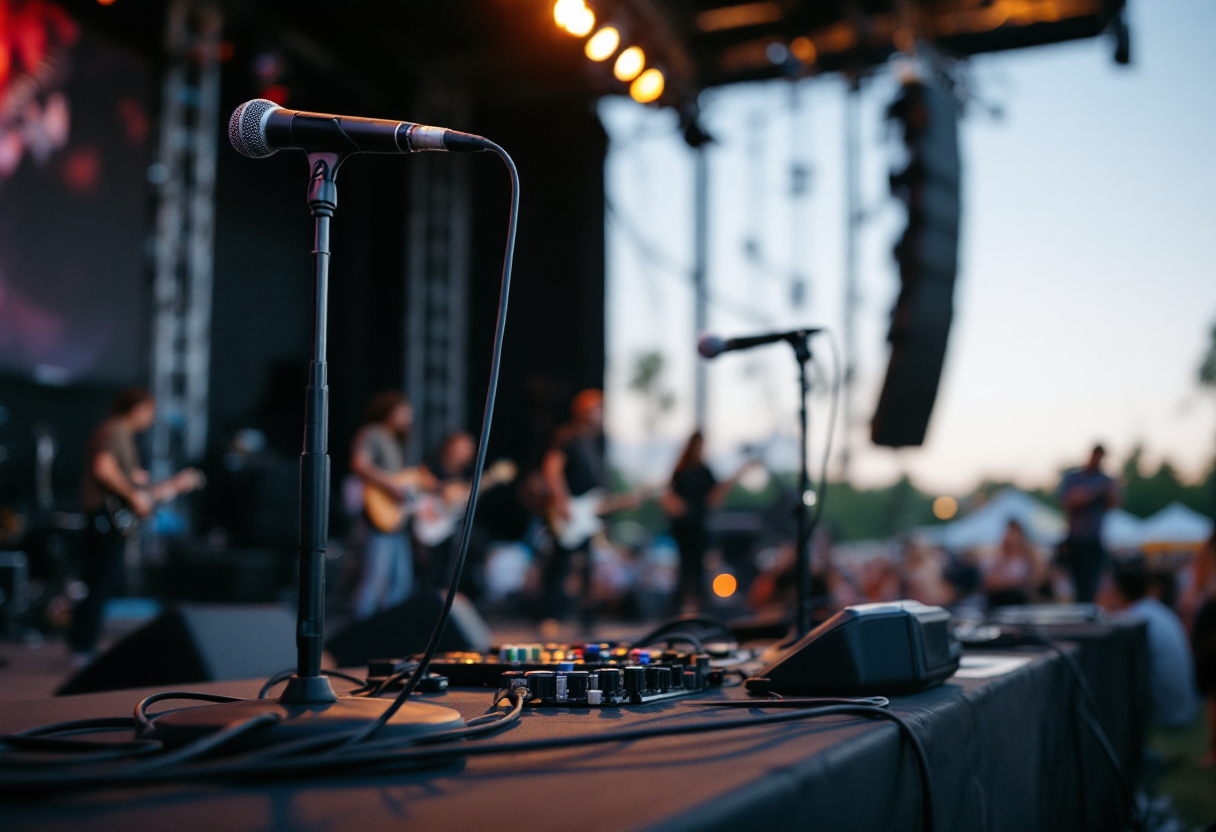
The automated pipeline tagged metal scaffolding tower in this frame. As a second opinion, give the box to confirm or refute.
[405,91,471,459]
[149,0,222,479]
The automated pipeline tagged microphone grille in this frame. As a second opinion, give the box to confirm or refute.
[697,335,726,359]
[228,99,280,158]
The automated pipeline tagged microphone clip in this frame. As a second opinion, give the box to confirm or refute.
[306,151,345,216]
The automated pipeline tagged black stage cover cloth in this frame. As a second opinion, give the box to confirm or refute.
[1,623,1146,832]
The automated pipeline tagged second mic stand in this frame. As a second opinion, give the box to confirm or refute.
[787,331,817,638]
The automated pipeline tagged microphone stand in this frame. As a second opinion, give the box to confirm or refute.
[150,152,464,747]
[280,152,341,704]
[789,332,815,638]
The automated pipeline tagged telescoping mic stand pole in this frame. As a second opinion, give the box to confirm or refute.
[791,332,815,638]
[281,152,342,704]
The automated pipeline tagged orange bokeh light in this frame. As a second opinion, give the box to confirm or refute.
[712,573,737,598]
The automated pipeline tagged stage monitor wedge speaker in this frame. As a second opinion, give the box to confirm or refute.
[872,79,961,448]
[326,590,492,669]
[57,604,297,696]
[755,601,960,695]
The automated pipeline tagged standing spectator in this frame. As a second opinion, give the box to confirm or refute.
[1185,532,1216,766]
[1101,558,1199,729]
[984,519,1044,608]
[1057,444,1119,602]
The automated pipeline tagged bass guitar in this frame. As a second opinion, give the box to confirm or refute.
[104,468,206,539]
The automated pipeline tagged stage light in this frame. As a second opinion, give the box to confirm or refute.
[933,495,958,520]
[613,46,644,81]
[712,573,737,598]
[568,8,595,36]
[555,0,595,37]
[97,0,116,5]
[585,27,620,61]
[629,68,664,103]
[553,0,582,27]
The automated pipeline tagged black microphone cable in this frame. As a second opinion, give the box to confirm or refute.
[1,696,933,832]
[347,139,518,742]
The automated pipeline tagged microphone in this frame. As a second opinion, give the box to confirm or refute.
[228,99,488,159]
[698,328,822,359]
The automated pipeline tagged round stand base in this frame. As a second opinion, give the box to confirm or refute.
[153,696,465,750]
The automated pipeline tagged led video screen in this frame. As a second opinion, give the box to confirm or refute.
[0,1,152,385]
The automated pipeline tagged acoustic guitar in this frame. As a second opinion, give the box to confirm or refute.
[363,460,516,536]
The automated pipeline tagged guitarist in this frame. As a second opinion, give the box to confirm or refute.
[417,430,476,589]
[71,388,158,663]
[350,391,435,619]
[541,389,633,628]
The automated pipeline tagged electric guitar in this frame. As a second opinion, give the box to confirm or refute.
[413,461,518,546]
[547,486,662,549]
[364,460,516,536]
[104,468,206,539]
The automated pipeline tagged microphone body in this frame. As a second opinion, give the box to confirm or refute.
[698,328,821,359]
[228,99,486,159]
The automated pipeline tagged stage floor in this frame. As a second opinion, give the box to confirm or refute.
[1,623,1148,832]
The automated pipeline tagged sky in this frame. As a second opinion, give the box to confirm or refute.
[601,0,1216,496]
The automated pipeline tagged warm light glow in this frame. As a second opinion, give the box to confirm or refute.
[629,68,665,103]
[696,2,782,32]
[585,27,620,61]
[613,46,645,81]
[553,0,583,27]
[97,0,117,5]
[712,573,738,598]
[790,36,817,64]
[566,6,596,36]
[933,496,959,521]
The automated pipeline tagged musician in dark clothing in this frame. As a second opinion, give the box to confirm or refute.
[662,431,750,612]
[71,388,156,663]
[540,389,611,626]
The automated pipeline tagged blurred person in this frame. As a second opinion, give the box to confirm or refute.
[902,540,952,607]
[416,430,476,589]
[350,391,435,619]
[984,519,1045,608]
[1146,567,1179,611]
[72,389,200,662]
[943,549,986,613]
[660,431,752,612]
[541,389,628,627]
[1100,558,1199,729]
[1185,532,1216,765]
[860,557,902,603]
[1057,444,1119,602]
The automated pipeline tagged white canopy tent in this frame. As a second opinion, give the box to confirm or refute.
[1137,502,1213,548]
[915,489,1211,552]
[1101,509,1146,551]
[917,488,1066,550]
